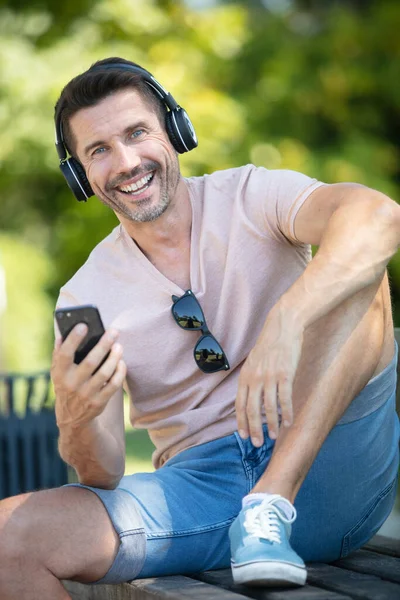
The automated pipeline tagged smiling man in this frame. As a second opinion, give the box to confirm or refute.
[0,57,399,599]
[74,89,182,224]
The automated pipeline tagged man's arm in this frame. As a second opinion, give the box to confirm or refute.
[57,389,126,490]
[236,182,400,444]
[52,324,127,490]
[281,182,400,326]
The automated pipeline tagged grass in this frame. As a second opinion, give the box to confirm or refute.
[124,396,155,475]
[125,429,155,474]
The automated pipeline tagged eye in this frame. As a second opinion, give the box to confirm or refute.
[92,146,107,156]
[130,129,144,139]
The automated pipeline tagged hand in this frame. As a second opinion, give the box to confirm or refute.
[236,307,304,445]
[51,324,127,429]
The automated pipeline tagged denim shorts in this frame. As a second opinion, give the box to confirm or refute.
[67,343,400,584]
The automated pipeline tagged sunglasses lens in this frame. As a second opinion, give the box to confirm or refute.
[195,336,227,373]
[172,294,205,329]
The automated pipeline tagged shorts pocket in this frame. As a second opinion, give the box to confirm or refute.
[340,476,398,558]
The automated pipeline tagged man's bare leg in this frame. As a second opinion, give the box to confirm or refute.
[251,273,394,501]
[0,486,121,600]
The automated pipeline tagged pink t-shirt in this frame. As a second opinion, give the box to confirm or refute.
[56,165,324,468]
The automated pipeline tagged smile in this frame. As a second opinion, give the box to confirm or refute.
[118,172,154,195]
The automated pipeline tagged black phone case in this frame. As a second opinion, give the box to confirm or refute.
[55,305,107,365]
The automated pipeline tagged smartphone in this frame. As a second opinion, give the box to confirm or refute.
[54,304,109,367]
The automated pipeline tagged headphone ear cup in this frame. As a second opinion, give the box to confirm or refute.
[70,158,94,199]
[59,158,94,202]
[165,109,198,154]
[165,112,185,153]
[174,108,198,152]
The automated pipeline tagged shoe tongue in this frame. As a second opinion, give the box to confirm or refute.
[246,500,263,509]
[272,500,294,520]
[264,497,297,521]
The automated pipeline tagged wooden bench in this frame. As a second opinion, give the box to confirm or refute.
[63,535,400,599]
[62,330,400,599]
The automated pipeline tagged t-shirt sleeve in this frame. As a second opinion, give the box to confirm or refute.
[242,165,325,245]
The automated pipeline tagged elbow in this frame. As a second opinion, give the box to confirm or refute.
[78,459,126,489]
[78,473,124,490]
[374,197,400,254]
[356,187,400,254]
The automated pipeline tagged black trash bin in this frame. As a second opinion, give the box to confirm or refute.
[0,371,69,500]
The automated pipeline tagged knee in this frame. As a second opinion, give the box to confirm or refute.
[0,495,34,566]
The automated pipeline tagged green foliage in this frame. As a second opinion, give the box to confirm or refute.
[1,0,400,371]
[0,234,54,371]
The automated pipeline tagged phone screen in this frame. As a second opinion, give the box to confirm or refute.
[55,305,107,365]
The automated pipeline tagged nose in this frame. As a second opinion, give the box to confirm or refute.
[113,142,141,174]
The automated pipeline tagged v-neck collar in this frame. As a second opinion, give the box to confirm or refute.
[118,177,200,296]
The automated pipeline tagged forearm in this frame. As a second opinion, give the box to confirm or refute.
[276,188,400,328]
[58,419,125,489]
[236,187,399,448]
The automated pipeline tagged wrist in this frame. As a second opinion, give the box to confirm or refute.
[58,418,101,455]
[267,297,306,334]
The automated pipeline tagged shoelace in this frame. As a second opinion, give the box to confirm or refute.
[243,495,297,544]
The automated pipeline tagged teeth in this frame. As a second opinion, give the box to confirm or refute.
[119,173,153,193]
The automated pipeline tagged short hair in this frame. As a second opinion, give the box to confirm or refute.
[54,57,166,158]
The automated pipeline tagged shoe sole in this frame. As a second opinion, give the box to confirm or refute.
[231,560,307,587]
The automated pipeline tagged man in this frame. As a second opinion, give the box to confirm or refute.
[0,57,398,599]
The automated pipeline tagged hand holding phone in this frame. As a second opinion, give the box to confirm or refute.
[55,304,109,368]
[53,303,125,428]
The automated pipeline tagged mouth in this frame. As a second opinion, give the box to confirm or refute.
[116,172,155,198]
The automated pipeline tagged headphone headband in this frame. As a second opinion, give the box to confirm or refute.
[88,63,179,111]
[55,61,198,201]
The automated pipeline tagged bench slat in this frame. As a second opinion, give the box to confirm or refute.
[130,574,253,599]
[63,580,128,600]
[365,534,400,558]
[193,569,352,599]
[307,563,400,600]
[63,574,252,600]
[333,549,400,584]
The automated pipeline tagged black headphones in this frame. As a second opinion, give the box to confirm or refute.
[54,62,198,202]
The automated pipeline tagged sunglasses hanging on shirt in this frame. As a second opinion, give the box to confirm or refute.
[171,290,230,374]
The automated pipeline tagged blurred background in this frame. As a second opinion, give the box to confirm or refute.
[0,0,399,530]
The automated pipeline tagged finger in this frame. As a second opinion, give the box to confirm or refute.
[51,323,87,381]
[246,383,264,447]
[88,342,124,391]
[78,328,119,378]
[263,383,279,440]
[277,375,293,429]
[54,323,88,367]
[51,336,62,371]
[235,379,250,439]
[97,359,127,402]
[77,346,125,411]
